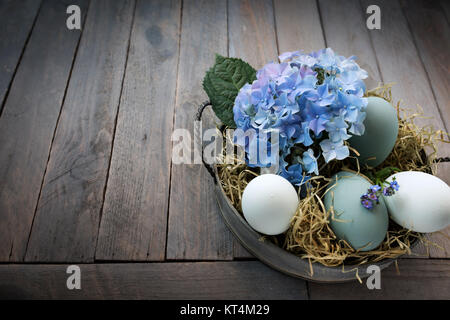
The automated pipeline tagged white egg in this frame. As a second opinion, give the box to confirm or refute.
[384,171,450,233]
[242,174,299,235]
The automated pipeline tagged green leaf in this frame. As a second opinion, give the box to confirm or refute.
[374,166,401,186]
[202,54,256,128]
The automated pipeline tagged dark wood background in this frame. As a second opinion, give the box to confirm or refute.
[0,0,449,299]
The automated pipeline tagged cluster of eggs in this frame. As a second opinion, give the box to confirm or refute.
[241,97,450,252]
[325,170,450,251]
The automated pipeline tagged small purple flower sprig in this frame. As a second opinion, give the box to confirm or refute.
[361,177,400,210]
[361,167,401,210]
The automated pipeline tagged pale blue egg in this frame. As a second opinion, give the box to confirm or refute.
[349,97,398,167]
[324,171,389,251]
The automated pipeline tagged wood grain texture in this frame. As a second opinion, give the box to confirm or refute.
[426,226,450,258]
[361,0,449,154]
[436,162,450,186]
[0,261,308,300]
[228,0,279,259]
[427,162,450,258]
[228,0,278,67]
[25,0,135,262]
[401,0,450,130]
[0,0,88,262]
[273,0,325,53]
[0,0,41,110]
[166,0,234,260]
[309,259,450,299]
[95,0,181,261]
[318,0,382,88]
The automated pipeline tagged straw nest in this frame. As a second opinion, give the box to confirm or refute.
[217,84,449,277]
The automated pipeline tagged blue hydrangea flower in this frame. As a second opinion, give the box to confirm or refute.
[302,149,319,175]
[304,84,335,106]
[303,101,331,135]
[293,121,313,146]
[280,164,309,186]
[278,50,301,62]
[349,110,366,136]
[319,139,350,163]
[233,48,369,185]
[325,116,351,143]
[278,67,317,103]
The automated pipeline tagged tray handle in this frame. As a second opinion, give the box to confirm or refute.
[195,101,217,183]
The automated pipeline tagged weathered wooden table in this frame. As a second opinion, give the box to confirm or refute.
[0,0,449,299]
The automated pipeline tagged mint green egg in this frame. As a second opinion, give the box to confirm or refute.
[349,97,398,167]
[324,171,388,251]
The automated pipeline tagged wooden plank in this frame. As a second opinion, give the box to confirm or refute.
[0,261,308,300]
[0,0,41,111]
[0,0,88,262]
[401,0,450,129]
[436,162,450,186]
[309,259,450,299]
[428,162,450,258]
[426,226,450,258]
[95,0,181,261]
[25,0,135,262]
[318,0,382,88]
[228,0,278,66]
[166,0,234,260]
[228,0,279,259]
[273,0,325,53]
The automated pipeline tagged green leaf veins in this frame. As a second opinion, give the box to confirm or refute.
[202,54,256,128]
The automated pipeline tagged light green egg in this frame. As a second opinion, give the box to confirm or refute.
[349,97,398,167]
[324,171,389,251]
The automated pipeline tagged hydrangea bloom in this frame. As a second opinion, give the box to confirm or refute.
[233,48,368,185]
